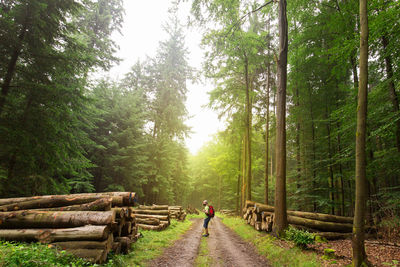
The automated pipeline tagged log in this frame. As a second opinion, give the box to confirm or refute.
[112,242,122,254]
[132,209,169,215]
[0,210,116,228]
[121,222,132,236]
[138,205,169,210]
[0,192,136,206]
[135,218,160,225]
[51,235,113,250]
[37,198,112,212]
[115,236,132,254]
[0,225,110,242]
[133,214,169,221]
[313,232,352,240]
[255,203,353,224]
[66,249,108,264]
[245,200,256,209]
[287,214,352,233]
[137,224,165,231]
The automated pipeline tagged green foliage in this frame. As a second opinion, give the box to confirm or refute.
[0,241,91,267]
[284,226,315,248]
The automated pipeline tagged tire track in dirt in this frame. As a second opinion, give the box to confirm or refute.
[207,217,270,267]
[149,218,203,267]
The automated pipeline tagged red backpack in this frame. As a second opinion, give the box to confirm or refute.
[208,205,215,217]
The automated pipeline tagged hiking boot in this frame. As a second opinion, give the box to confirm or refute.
[202,234,209,237]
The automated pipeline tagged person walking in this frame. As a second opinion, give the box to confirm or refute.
[202,199,213,237]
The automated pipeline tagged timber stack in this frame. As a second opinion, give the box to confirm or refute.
[243,200,355,240]
[134,205,170,231]
[0,192,138,263]
[169,205,186,221]
[220,209,235,216]
[185,205,199,215]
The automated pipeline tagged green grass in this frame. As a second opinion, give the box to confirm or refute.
[113,217,195,266]
[0,241,93,267]
[194,236,213,267]
[219,215,321,267]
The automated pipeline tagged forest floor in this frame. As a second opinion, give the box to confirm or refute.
[150,217,270,267]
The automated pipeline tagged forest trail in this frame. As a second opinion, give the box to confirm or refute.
[150,217,270,267]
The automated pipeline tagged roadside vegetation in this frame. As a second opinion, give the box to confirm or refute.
[219,215,321,267]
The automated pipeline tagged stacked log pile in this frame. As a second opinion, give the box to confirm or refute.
[169,206,186,221]
[134,205,170,231]
[243,201,355,239]
[220,209,235,216]
[185,205,199,215]
[0,192,138,263]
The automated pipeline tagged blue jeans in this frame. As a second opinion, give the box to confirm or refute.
[203,217,211,228]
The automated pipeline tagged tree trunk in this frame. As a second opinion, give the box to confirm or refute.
[51,235,113,250]
[273,0,288,237]
[237,145,242,214]
[138,205,169,210]
[135,218,160,225]
[66,249,109,264]
[133,214,169,221]
[137,224,166,231]
[244,55,252,201]
[0,225,110,242]
[265,61,270,205]
[0,8,29,116]
[352,0,369,265]
[0,210,116,228]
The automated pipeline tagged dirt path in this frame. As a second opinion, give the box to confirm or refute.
[150,217,269,267]
[207,217,270,267]
[149,218,203,267]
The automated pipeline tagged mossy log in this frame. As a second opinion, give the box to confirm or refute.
[137,223,165,231]
[287,215,352,233]
[0,225,110,242]
[0,210,116,228]
[0,192,136,207]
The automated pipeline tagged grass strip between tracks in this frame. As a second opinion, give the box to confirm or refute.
[219,215,321,267]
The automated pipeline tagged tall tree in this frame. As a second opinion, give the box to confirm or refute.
[352,0,369,265]
[272,0,288,236]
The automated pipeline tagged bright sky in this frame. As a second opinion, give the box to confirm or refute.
[108,0,223,154]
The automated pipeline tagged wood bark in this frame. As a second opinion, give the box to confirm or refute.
[135,218,160,225]
[265,58,270,205]
[0,192,135,206]
[137,224,165,231]
[0,225,110,242]
[255,203,353,223]
[138,205,168,210]
[352,0,369,265]
[287,215,352,233]
[51,235,113,250]
[133,214,169,221]
[132,209,169,215]
[273,0,288,237]
[0,210,115,228]
[19,198,112,212]
[244,54,252,202]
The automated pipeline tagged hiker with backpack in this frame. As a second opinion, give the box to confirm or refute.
[202,200,214,237]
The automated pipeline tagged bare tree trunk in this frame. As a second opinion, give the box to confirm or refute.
[308,86,317,212]
[352,0,369,265]
[237,144,242,214]
[265,63,270,205]
[325,105,335,215]
[244,55,252,201]
[273,0,288,237]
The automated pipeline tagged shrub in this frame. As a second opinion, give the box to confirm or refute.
[284,226,315,248]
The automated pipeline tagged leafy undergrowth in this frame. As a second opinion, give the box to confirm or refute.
[115,215,196,266]
[0,241,94,267]
[219,215,321,267]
